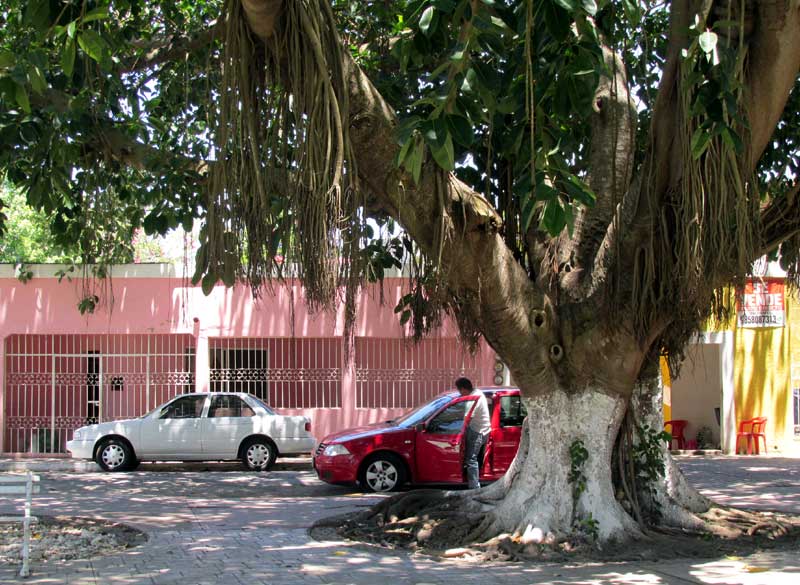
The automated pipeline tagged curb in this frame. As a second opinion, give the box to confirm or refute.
[0,458,99,472]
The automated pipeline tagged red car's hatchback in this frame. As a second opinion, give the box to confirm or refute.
[313,387,526,492]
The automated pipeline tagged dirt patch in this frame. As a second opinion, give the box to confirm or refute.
[0,515,146,569]
[311,506,800,564]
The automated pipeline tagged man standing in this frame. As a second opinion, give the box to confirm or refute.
[455,377,490,490]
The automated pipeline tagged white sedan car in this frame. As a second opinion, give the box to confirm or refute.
[66,392,315,472]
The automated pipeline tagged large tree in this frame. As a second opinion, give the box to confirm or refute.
[1,0,799,546]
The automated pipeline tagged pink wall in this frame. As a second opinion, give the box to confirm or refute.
[0,264,498,453]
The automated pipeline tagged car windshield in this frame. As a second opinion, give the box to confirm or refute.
[247,395,276,415]
[394,393,457,428]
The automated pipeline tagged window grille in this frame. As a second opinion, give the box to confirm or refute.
[208,337,341,408]
[354,338,482,409]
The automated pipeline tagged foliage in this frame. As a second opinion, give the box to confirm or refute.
[631,423,670,522]
[567,438,599,540]
[0,0,797,340]
[0,183,68,262]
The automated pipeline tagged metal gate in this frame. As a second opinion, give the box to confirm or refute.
[3,334,195,454]
[354,338,482,409]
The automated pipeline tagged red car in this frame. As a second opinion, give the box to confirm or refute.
[313,387,526,492]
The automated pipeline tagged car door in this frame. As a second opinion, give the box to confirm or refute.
[138,394,208,459]
[414,396,475,483]
[200,394,257,458]
[488,391,527,475]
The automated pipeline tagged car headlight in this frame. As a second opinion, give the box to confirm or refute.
[323,444,351,457]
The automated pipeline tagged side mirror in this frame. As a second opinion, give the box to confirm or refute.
[414,422,426,432]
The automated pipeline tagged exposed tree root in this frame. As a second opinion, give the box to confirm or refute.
[330,494,800,563]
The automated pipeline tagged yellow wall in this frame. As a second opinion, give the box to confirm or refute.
[733,291,793,453]
[790,292,800,451]
[661,357,672,423]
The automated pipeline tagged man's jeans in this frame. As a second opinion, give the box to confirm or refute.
[463,427,487,489]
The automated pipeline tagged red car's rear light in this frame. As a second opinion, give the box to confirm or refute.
[305,421,311,432]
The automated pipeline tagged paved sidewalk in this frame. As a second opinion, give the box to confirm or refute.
[0,455,798,584]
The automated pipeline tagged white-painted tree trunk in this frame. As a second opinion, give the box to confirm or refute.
[632,367,710,528]
[478,389,642,543]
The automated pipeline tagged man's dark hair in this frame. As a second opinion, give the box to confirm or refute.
[455,377,473,391]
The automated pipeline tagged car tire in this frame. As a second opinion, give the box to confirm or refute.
[359,453,406,493]
[242,437,277,471]
[95,438,135,472]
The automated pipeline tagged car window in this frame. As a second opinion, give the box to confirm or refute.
[209,395,255,418]
[426,400,470,435]
[160,395,206,419]
[395,394,456,428]
[499,395,527,427]
[246,395,276,415]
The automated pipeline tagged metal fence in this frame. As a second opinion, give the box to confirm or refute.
[3,334,195,454]
[208,337,342,409]
[4,333,483,453]
[354,337,481,409]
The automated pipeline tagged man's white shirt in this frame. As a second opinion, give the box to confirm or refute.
[468,389,491,434]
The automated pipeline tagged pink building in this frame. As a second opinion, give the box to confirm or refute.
[0,264,502,455]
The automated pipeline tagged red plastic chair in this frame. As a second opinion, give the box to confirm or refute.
[663,420,688,450]
[737,417,768,454]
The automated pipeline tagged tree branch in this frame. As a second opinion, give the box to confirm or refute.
[554,44,637,301]
[118,21,221,74]
[745,1,800,168]
[758,183,800,256]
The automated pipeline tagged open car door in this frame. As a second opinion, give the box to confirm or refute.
[414,395,476,483]
[487,391,527,476]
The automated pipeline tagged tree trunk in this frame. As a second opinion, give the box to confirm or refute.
[632,361,710,529]
[477,389,642,543]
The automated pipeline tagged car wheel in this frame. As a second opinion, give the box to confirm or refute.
[242,438,277,471]
[95,438,135,472]
[359,453,406,493]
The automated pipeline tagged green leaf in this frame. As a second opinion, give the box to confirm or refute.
[28,65,47,94]
[698,31,718,54]
[82,6,110,23]
[582,0,598,15]
[14,83,31,113]
[460,68,478,94]
[24,0,50,31]
[61,39,76,78]
[201,272,217,295]
[77,30,109,64]
[445,114,474,148]
[552,0,577,11]
[396,132,414,167]
[67,21,77,39]
[0,51,15,69]
[690,125,713,159]
[719,126,744,154]
[562,172,596,206]
[429,132,454,171]
[419,7,436,36]
[539,199,567,235]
